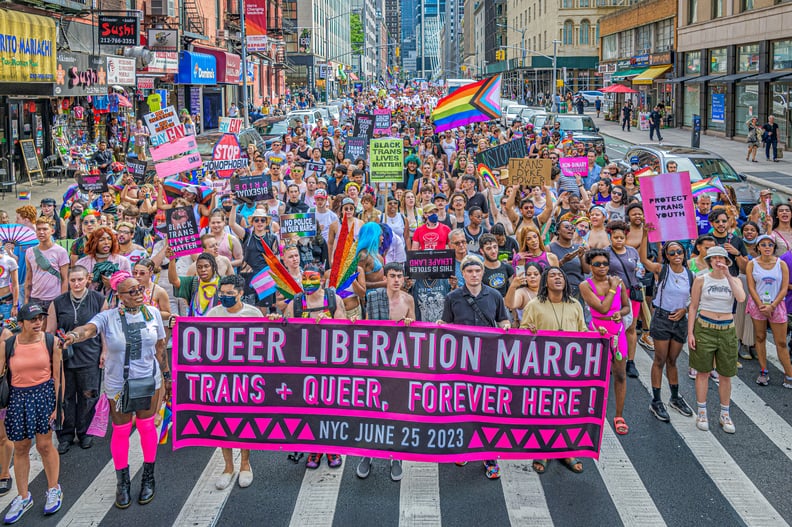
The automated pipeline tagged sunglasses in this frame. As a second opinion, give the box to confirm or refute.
[759,242,776,248]
[667,249,684,256]
[714,219,728,224]
[120,286,145,296]
[251,218,267,223]
[590,261,609,267]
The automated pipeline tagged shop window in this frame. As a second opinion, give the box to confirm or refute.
[686,51,701,74]
[738,44,760,72]
[619,29,633,58]
[580,20,590,45]
[735,83,757,136]
[773,39,792,70]
[636,25,651,53]
[684,84,700,127]
[563,21,574,45]
[656,19,673,51]
[707,85,726,131]
[710,48,727,74]
[579,0,589,6]
[562,0,573,7]
[602,34,618,60]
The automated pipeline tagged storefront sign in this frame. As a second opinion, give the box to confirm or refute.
[176,51,217,85]
[147,29,179,51]
[245,0,268,51]
[137,77,155,89]
[630,54,649,66]
[98,15,139,46]
[650,52,672,66]
[210,133,243,178]
[194,47,241,84]
[711,93,725,123]
[0,9,56,83]
[106,56,136,86]
[54,52,107,96]
[171,319,611,462]
[143,52,178,74]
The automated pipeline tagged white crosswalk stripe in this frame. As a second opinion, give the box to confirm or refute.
[499,460,553,526]
[288,455,345,527]
[398,461,441,527]
[173,448,238,527]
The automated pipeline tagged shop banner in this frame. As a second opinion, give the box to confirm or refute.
[209,134,244,178]
[474,140,528,169]
[405,250,455,279]
[219,117,243,134]
[98,15,139,46]
[106,56,136,86]
[304,160,325,181]
[76,172,108,193]
[507,158,552,187]
[297,29,311,54]
[166,206,201,257]
[245,0,268,51]
[176,51,216,85]
[154,151,203,179]
[640,171,697,243]
[0,10,56,83]
[369,139,404,183]
[354,114,375,141]
[147,29,179,52]
[171,319,611,461]
[230,174,272,202]
[559,156,588,178]
[150,135,198,162]
[373,109,392,135]
[280,213,317,237]
[344,137,368,162]
[143,52,178,74]
[54,52,107,96]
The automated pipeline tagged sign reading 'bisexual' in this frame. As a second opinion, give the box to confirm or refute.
[172,319,611,462]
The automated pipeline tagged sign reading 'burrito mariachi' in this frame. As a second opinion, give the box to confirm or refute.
[172,319,611,462]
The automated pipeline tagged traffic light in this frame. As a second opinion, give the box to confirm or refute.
[495,49,505,61]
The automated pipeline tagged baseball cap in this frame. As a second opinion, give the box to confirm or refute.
[423,203,438,214]
[315,189,328,198]
[341,197,355,207]
[184,185,200,195]
[630,156,640,165]
[40,198,56,206]
[434,192,448,201]
[18,303,46,321]
[317,177,328,186]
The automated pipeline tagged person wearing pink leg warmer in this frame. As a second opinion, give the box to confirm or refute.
[63,272,168,509]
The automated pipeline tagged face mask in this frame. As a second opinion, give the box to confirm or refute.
[218,295,237,308]
[427,213,438,224]
[223,205,232,213]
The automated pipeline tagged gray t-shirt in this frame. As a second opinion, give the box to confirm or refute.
[206,304,263,318]
[550,242,584,289]
[90,307,166,392]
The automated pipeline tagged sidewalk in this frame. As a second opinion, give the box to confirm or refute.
[592,112,792,195]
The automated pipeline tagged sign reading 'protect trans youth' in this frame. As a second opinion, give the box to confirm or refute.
[172,319,611,462]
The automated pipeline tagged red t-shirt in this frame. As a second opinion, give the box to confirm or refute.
[412,223,451,250]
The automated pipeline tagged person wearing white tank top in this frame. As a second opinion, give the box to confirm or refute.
[688,246,745,434]
[745,235,792,389]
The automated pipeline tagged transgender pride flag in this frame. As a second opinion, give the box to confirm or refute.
[251,267,277,299]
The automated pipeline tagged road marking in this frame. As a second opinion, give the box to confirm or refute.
[0,450,43,512]
[173,448,238,527]
[597,425,666,526]
[398,461,441,527]
[634,349,787,526]
[57,431,143,527]
[288,455,344,527]
[498,460,553,526]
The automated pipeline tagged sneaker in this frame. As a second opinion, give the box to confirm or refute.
[688,368,698,379]
[669,396,694,417]
[738,344,753,360]
[326,454,343,468]
[783,377,792,389]
[649,400,670,422]
[484,461,500,480]
[305,453,322,469]
[3,493,32,524]
[625,361,639,378]
[238,469,253,488]
[390,460,403,482]
[709,370,720,385]
[454,461,468,466]
[756,370,769,386]
[0,478,12,498]
[215,472,233,490]
[696,414,709,431]
[639,333,655,351]
[43,485,62,515]
[719,414,736,434]
[356,457,372,479]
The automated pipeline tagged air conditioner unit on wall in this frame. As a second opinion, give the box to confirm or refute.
[150,0,175,18]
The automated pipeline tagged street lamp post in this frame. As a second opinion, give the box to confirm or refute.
[552,39,561,111]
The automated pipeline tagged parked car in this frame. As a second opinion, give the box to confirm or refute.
[549,114,606,151]
[287,110,323,133]
[529,112,552,130]
[502,105,528,128]
[195,127,265,161]
[617,144,761,214]
[575,90,605,106]
[518,107,547,124]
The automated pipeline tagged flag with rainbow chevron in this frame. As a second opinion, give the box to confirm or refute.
[431,75,502,133]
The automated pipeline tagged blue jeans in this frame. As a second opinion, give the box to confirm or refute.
[766,140,778,160]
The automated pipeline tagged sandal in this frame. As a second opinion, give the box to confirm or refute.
[326,454,343,468]
[532,460,548,474]
[614,417,629,435]
[306,453,323,469]
[563,458,584,474]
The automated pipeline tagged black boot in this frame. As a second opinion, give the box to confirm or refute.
[115,467,131,509]
[138,462,155,505]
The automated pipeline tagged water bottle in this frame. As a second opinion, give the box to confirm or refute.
[635,262,645,280]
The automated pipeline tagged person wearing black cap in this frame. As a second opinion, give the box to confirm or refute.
[39,199,66,241]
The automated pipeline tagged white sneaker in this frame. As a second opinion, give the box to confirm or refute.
[688,368,698,379]
[696,413,709,431]
[43,485,62,515]
[238,469,253,488]
[215,472,233,490]
[720,414,736,434]
[3,493,32,524]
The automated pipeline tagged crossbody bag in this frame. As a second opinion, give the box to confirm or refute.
[119,312,156,413]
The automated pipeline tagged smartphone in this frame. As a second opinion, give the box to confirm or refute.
[516,264,525,276]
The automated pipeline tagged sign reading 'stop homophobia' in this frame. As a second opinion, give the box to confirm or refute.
[172,319,611,462]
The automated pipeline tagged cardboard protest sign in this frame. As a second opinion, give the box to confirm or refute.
[640,171,697,243]
[76,172,108,193]
[373,109,392,135]
[344,137,368,161]
[144,105,180,137]
[369,139,404,183]
[474,139,529,168]
[304,160,325,181]
[354,113,374,141]
[280,213,317,237]
[559,156,588,178]
[166,206,201,257]
[209,134,244,178]
[172,318,611,462]
[230,174,272,202]
[406,250,455,279]
[507,158,552,187]
[219,117,243,134]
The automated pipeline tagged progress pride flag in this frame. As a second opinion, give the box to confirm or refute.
[172,319,611,462]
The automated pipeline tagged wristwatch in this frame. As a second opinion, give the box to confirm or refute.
[163,371,172,381]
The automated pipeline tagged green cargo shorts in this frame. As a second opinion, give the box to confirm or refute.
[690,319,738,377]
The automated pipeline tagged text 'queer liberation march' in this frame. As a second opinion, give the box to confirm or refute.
[172,319,611,462]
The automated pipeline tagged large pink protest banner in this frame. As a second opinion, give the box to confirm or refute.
[172,319,611,462]
[640,171,697,243]
[155,151,203,178]
[150,135,198,162]
[559,156,588,177]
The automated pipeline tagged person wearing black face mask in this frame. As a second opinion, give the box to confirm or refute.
[411,204,451,250]
[205,275,262,490]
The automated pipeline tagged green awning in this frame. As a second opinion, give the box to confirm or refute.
[530,56,599,69]
[611,68,648,81]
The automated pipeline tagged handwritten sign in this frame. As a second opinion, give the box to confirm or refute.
[144,105,180,137]
[166,206,201,257]
[280,213,317,237]
[344,136,368,162]
[18,139,41,182]
[171,318,611,462]
[373,109,392,135]
[640,171,698,243]
[369,139,404,183]
[76,172,109,193]
[507,158,552,187]
[230,174,272,202]
[219,117,244,134]
[474,139,529,168]
[406,250,455,279]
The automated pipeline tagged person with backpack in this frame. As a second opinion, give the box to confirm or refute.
[23,217,69,311]
[0,303,64,523]
[639,236,696,422]
[166,252,221,317]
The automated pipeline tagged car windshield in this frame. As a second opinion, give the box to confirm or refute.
[673,157,741,182]
[261,119,290,136]
[555,116,597,132]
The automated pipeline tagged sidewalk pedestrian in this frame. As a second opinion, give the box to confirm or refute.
[763,116,779,162]
[746,117,760,162]
[649,105,663,142]
[595,97,602,118]
[621,102,632,132]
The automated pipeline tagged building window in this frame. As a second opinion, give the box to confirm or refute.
[619,29,633,58]
[596,21,599,41]
[712,0,724,17]
[741,0,754,11]
[773,39,792,70]
[580,20,590,45]
[689,0,698,23]
[563,21,574,45]
[636,25,651,53]
[563,0,573,7]
[738,44,760,72]
[710,47,727,73]
[686,51,701,74]
[579,0,589,6]
[735,84,757,135]
[684,85,700,126]
[602,34,618,60]
[656,19,673,51]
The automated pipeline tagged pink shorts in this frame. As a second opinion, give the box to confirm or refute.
[746,297,787,324]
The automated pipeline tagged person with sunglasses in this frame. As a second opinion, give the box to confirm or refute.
[708,209,748,278]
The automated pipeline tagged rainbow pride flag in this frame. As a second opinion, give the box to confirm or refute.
[691,176,727,197]
[18,191,30,201]
[477,163,499,189]
[431,75,502,133]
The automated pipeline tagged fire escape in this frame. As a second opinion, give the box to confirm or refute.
[181,0,209,42]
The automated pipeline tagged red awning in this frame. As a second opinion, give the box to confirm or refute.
[193,46,241,84]
[349,72,359,81]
